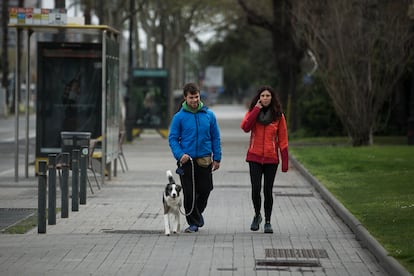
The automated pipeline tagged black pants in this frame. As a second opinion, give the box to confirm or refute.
[248,162,278,222]
[178,160,213,226]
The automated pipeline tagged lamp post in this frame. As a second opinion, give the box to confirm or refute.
[125,0,134,141]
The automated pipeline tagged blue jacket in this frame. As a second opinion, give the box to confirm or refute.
[169,104,222,162]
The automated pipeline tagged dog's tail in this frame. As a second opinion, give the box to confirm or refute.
[166,170,175,184]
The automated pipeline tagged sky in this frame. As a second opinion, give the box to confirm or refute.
[35,0,213,51]
[40,0,78,17]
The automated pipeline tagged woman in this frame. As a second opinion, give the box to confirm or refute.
[240,85,288,233]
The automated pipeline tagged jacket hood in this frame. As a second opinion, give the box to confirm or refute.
[182,101,204,113]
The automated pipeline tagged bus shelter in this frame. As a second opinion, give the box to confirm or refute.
[8,24,120,182]
[126,68,169,139]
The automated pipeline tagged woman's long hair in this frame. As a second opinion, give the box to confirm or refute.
[248,85,282,121]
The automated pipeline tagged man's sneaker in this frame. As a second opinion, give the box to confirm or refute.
[185,225,199,233]
[250,214,262,231]
[199,214,204,228]
[264,223,273,234]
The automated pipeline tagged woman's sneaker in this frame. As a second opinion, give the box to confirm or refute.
[250,214,262,231]
[264,223,273,234]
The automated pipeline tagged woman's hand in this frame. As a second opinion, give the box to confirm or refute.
[255,99,263,109]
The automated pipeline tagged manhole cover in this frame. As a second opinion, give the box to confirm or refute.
[0,208,36,230]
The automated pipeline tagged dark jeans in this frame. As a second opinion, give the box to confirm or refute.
[248,162,278,222]
[178,160,213,226]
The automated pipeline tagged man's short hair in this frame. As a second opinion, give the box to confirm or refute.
[183,83,200,96]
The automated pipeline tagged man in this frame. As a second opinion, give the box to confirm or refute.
[168,83,222,233]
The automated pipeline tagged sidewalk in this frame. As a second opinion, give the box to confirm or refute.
[0,105,399,275]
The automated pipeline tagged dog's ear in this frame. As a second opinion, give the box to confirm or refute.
[165,184,171,194]
[176,185,182,192]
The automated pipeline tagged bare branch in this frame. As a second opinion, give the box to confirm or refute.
[293,0,414,145]
[237,0,273,31]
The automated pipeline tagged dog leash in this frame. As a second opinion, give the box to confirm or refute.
[176,157,196,216]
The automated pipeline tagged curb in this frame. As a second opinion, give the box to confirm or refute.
[290,155,411,276]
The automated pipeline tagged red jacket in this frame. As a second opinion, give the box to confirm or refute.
[240,106,289,172]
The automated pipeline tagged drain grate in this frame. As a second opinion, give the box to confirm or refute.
[265,248,328,259]
[255,248,328,270]
[256,259,321,268]
[0,208,36,231]
[102,229,163,235]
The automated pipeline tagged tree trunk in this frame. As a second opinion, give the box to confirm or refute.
[238,0,305,132]
[277,58,301,131]
[348,127,373,146]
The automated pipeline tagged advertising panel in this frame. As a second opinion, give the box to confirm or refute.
[36,42,102,156]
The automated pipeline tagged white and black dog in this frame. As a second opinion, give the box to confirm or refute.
[163,170,182,236]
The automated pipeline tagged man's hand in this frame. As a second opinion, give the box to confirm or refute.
[180,153,191,164]
[212,161,220,171]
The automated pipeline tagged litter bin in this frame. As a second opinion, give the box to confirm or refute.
[61,132,91,167]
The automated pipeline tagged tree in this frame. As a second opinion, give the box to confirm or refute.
[199,20,277,103]
[293,0,414,146]
[137,0,228,116]
[237,0,306,131]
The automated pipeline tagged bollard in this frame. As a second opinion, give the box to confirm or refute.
[80,146,88,205]
[61,153,69,218]
[72,149,80,212]
[38,161,47,234]
[48,154,57,225]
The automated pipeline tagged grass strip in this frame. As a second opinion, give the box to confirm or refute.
[1,213,37,234]
[1,208,61,234]
[290,144,414,274]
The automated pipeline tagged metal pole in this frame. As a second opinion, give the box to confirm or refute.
[101,30,107,184]
[37,161,47,233]
[25,30,32,178]
[125,0,134,142]
[48,154,56,225]
[61,152,69,218]
[80,146,88,205]
[71,149,79,212]
[14,28,21,182]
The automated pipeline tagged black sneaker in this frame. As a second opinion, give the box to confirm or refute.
[264,223,273,234]
[250,214,262,231]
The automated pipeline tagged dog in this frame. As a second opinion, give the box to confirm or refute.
[163,170,182,236]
